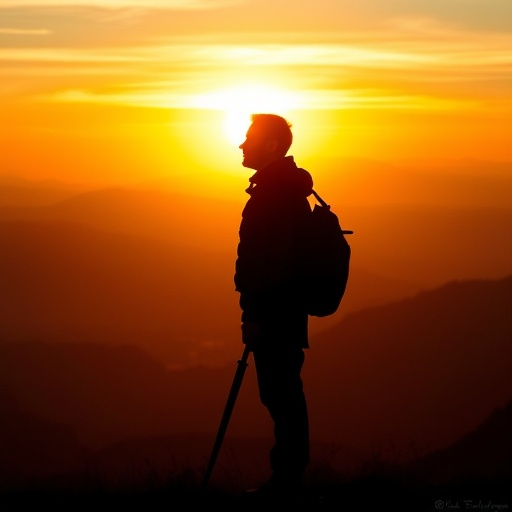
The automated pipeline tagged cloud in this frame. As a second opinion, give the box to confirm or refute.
[2,36,508,100]
[3,34,508,68]
[4,34,501,113]
[49,86,476,114]
[0,27,52,34]
[334,0,512,32]
[1,8,509,114]
[0,0,243,8]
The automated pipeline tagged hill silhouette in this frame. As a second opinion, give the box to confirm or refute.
[0,220,240,367]
[1,184,510,288]
[306,276,512,458]
[0,276,510,493]
[409,400,512,486]
[0,388,86,489]
[1,183,511,368]
[0,216,423,368]
[0,175,83,208]
[0,187,240,254]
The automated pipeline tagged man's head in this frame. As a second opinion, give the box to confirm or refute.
[239,113,293,171]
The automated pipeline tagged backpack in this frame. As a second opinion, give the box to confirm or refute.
[303,190,352,317]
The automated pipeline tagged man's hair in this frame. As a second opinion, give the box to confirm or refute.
[250,113,293,155]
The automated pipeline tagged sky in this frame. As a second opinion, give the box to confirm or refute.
[1,0,511,196]
[0,1,511,468]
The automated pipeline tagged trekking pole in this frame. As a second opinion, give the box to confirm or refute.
[201,345,251,491]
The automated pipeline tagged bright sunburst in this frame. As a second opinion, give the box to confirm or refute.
[193,84,299,145]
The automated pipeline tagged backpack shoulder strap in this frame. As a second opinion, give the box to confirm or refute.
[311,189,329,209]
[311,189,354,235]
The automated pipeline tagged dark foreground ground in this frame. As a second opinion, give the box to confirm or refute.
[1,471,510,512]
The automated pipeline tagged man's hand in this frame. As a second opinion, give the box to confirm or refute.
[241,321,260,349]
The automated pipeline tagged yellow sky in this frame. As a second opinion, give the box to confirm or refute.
[0,0,511,195]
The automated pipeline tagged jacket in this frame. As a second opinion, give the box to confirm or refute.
[234,155,313,348]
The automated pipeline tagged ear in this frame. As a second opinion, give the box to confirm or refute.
[266,139,279,154]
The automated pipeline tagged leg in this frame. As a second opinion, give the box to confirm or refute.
[252,344,310,480]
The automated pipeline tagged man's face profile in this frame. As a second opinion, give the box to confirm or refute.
[239,122,277,171]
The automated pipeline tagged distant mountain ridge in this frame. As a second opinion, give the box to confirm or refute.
[0,219,241,367]
[0,186,241,253]
[0,184,510,285]
[0,276,510,477]
[408,400,512,485]
[0,184,510,367]
[0,216,425,367]
[307,276,512,457]
[0,176,510,489]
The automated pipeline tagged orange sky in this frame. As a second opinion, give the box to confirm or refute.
[0,0,511,198]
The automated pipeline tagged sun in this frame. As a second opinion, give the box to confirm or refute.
[193,84,299,145]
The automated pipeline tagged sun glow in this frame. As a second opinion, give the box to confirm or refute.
[193,84,300,145]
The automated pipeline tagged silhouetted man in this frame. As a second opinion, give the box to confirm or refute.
[235,114,313,499]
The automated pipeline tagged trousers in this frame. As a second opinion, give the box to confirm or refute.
[252,343,310,476]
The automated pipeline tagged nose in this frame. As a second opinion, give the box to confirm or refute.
[239,140,246,149]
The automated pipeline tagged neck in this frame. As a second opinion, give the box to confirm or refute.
[256,154,287,171]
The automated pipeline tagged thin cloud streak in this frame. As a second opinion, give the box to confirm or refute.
[0,27,52,35]
[0,0,244,7]
[49,86,475,113]
[2,37,509,68]
[1,16,509,113]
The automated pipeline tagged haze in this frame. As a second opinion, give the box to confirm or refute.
[0,0,511,497]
